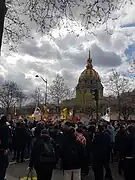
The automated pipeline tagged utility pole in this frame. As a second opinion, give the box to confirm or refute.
[0,0,7,53]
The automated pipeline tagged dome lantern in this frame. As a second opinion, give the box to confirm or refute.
[86,50,93,69]
[79,50,100,80]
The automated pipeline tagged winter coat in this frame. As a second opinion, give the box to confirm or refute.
[0,124,9,151]
[60,132,86,170]
[92,131,111,163]
[15,127,27,148]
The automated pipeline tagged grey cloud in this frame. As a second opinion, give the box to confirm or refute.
[6,72,34,92]
[97,31,112,49]
[112,36,128,53]
[20,38,61,60]
[91,44,122,67]
[9,58,53,76]
[63,50,88,68]
[56,34,85,50]
[26,61,46,74]
[63,44,122,68]
[61,69,78,88]
[0,75,5,85]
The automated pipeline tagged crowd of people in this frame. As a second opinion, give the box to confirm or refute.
[0,115,135,180]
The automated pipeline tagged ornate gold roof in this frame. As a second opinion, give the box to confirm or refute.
[79,50,100,80]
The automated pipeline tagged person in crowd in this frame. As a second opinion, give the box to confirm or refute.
[25,125,33,159]
[12,124,17,161]
[60,124,86,180]
[122,125,135,180]
[15,122,27,162]
[6,117,135,180]
[0,116,9,180]
[76,127,89,179]
[34,122,44,138]
[92,124,113,180]
[107,123,116,163]
[115,125,127,175]
[28,129,56,180]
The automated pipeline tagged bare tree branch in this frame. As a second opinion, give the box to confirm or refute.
[104,69,130,96]
[0,0,133,51]
[104,69,131,120]
[120,104,133,121]
[49,74,70,106]
[0,81,24,115]
[21,0,133,34]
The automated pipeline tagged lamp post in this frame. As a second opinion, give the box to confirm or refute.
[35,75,47,106]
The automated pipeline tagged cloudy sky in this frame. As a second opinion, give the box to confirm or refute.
[1,1,135,95]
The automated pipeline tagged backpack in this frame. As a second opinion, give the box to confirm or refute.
[39,140,56,164]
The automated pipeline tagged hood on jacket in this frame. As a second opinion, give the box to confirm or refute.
[40,129,50,141]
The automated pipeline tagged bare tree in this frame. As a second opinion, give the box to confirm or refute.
[0,0,133,52]
[30,87,44,107]
[16,90,26,109]
[0,81,23,115]
[105,69,130,120]
[0,0,30,51]
[22,0,133,34]
[120,104,133,121]
[49,74,70,106]
[67,88,76,100]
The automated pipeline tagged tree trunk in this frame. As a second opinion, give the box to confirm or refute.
[118,94,121,121]
[6,106,9,116]
[19,100,22,115]
[0,0,7,53]
[57,100,60,114]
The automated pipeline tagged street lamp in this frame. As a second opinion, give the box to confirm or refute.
[35,75,47,106]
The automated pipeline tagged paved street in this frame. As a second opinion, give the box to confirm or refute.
[7,161,124,180]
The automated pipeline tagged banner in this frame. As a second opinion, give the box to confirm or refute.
[42,105,49,120]
[101,107,111,122]
[34,107,42,121]
[69,109,73,116]
[60,108,67,120]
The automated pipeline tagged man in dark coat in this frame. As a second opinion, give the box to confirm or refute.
[115,125,127,175]
[15,122,27,162]
[0,116,9,180]
[92,124,113,180]
[122,125,135,180]
[60,127,85,180]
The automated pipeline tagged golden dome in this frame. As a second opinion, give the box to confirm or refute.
[79,50,100,80]
[80,68,99,79]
